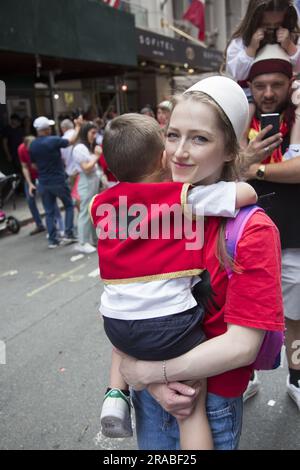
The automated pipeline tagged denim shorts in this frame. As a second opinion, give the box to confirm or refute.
[131,389,243,450]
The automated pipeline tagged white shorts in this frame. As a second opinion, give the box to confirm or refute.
[282,248,300,320]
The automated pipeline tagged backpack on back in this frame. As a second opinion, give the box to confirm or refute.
[225,205,284,370]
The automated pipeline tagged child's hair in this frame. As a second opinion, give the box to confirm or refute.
[233,0,298,46]
[102,113,165,182]
[76,121,97,153]
[221,0,300,71]
[170,91,240,270]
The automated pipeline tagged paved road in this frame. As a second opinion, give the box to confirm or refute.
[0,223,299,450]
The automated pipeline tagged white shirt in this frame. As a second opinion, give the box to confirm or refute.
[100,181,237,320]
[226,37,300,81]
[60,129,77,176]
[73,143,98,174]
[96,133,103,145]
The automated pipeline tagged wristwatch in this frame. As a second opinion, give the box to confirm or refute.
[256,164,266,180]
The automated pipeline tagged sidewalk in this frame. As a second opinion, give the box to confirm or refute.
[2,194,63,227]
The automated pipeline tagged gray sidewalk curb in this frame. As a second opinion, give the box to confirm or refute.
[19,206,66,228]
[3,202,65,233]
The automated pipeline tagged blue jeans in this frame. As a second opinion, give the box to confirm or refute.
[132,389,243,450]
[38,182,74,244]
[24,181,44,228]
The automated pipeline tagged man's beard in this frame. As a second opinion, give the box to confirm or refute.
[258,99,289,115]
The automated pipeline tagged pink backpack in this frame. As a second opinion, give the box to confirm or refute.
[225,206,284,370]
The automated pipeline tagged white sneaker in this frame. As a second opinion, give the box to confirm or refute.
[48,241,60,249]
[100,389,133,438]
[74,242,96,254]
[243,371,260,402]
[286,375,300,411]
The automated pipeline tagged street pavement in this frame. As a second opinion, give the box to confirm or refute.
[0,221,299,450]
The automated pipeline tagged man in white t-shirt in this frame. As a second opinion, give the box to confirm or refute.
[60,119,78,177]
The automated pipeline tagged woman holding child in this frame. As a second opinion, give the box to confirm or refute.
[118,76,285,450]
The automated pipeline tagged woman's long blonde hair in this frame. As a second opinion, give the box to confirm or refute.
[170,91,242,271]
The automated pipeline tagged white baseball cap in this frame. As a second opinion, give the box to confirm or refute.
[33,116,55,130]
[158,100,172,111]
[184,76,249,141]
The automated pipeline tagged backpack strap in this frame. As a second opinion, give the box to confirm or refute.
[225,205,264,278]
[225,204,284,370]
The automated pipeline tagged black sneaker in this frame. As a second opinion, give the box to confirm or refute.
[30,226,46,236]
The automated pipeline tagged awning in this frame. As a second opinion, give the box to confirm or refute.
[0,0,137,68]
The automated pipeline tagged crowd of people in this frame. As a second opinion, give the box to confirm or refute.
[0,101,172,252]
[1,0,300,451]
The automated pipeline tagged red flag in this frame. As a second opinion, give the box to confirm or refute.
[183,0,206,41]
[102,0,120,8]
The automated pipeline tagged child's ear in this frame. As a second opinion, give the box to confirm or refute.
[224,152,234,163]
[161,150,167,169]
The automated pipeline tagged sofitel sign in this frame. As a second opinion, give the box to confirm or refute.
[136,28,222,71]
[138,32,176,58]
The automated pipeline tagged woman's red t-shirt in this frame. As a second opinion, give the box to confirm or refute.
[203,210,284,398]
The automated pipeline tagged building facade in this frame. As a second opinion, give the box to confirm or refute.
[124,0,249,106]
[0,0,249,173]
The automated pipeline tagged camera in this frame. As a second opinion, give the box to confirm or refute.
[261,28,279,46]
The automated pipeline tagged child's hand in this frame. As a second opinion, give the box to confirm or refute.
[277,27,291,49]
[247,28,265,56]
[277,27,297,55]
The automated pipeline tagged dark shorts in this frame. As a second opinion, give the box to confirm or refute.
[103,305,205,361]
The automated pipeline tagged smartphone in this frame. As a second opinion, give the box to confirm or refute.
[261,113,280,139]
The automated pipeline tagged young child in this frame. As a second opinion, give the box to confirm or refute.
[91,86,256,449]
[223,0,300,145]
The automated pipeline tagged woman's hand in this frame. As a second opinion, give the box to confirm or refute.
[239,125,282,178]
[247,28,265,57]
[147,382,201,420]
[94,145,102,160]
